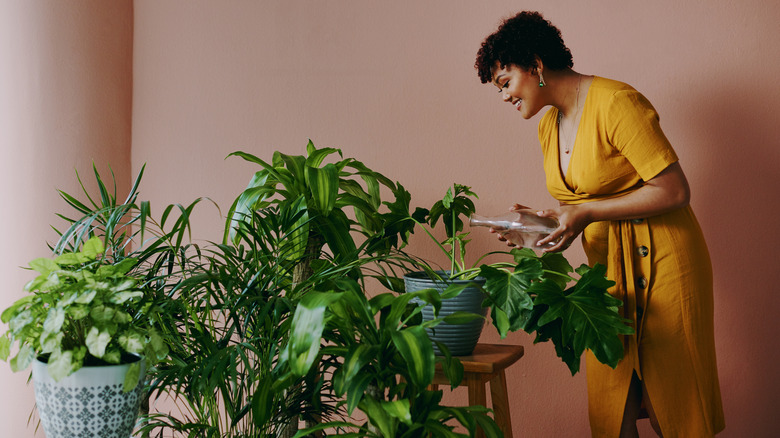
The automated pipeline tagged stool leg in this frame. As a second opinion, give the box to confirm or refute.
[467,374,488,438]
[489,369,513,438]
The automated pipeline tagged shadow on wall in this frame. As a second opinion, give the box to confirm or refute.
[689,81,780,433]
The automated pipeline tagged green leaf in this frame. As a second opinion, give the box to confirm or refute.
[533,264,631,373]
[40,332,63,354]
[480,264,535,332]
[10,344,35,372]
[42,307,66,335]
[67,305,90,319]
[123,361,141,392]
[28,258,59,276]
[251,378,274,429]
[118,332,145,353]
[305,163,339,216]
[441,311,485,325]
[316,209,358,263]
[81,235,104,258]
[1,296,33,323]
[74,290,98,304]
[287,291,343,376]
[86,327,112,358]
[0,335,10,361]
[390,326,435,388]
[90,306,116,322]
[345,372,373,415]
[54,252,88,265]
[47,350,73,381]
[334,344,375,396]
[109,290,143,305]
[359,397,397,438]
[382,399,412,425]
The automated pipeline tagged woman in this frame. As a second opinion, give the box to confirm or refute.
[474,11,725,438]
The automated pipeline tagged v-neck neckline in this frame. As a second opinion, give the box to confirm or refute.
[555,76,595,191]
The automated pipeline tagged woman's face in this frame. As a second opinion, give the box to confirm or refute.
[491,62,542,119]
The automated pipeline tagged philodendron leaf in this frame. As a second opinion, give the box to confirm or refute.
[86,327,112,358]
[123,361,141,393]
[480,263,536,336]
[533,263,631,373]
[41,332,64,354]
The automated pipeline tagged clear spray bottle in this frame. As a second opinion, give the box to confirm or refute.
[469,208,560,249]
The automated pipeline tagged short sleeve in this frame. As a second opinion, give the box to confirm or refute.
[607,90,678,181]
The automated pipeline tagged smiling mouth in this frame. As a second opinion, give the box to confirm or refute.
[514,100,522,110]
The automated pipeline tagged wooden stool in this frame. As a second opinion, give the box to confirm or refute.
[432,343,524,438]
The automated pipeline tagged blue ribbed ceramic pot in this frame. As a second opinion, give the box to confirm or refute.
[403,271,487,356]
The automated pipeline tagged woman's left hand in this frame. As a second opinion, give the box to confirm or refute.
[535,204,592,252]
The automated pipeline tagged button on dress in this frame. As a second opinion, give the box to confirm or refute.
[538,77,725,437]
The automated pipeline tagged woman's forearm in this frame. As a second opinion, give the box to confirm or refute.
[580,162,690,222]
[537,162,690,251]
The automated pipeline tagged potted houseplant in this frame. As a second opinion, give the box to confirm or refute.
[283,275,502,437]
[385,183,633,373]
[0,236,169,437]
[0,164,205,438]
[396,183,508,356]
[135,141,419,437]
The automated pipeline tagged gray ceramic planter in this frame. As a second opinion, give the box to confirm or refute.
[32,355,146,438]
[404,271,487,356]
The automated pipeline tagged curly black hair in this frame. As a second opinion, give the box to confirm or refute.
[475,11,573,83]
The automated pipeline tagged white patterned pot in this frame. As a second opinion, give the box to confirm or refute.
[32,355,146,438]
[404,271,488,356]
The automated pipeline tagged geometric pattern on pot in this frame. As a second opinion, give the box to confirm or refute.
[32,358,145,438]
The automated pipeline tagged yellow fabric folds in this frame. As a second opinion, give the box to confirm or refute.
[537,77,725,437]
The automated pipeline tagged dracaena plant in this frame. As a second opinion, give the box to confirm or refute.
[282,278,502,438]
[225,140,416,287]
[0,236,168,391]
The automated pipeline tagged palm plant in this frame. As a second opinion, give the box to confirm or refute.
[138,202,359,437]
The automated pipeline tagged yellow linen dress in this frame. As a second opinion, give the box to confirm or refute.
[538,77,725,437]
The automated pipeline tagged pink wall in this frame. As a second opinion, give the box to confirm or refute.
[0,1,133,436]
[132,1,780,435]
[2,0,778,436]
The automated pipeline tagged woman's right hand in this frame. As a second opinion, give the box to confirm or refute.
[490,204,531,247]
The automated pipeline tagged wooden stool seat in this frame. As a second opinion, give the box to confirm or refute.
[432,343,524,438]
